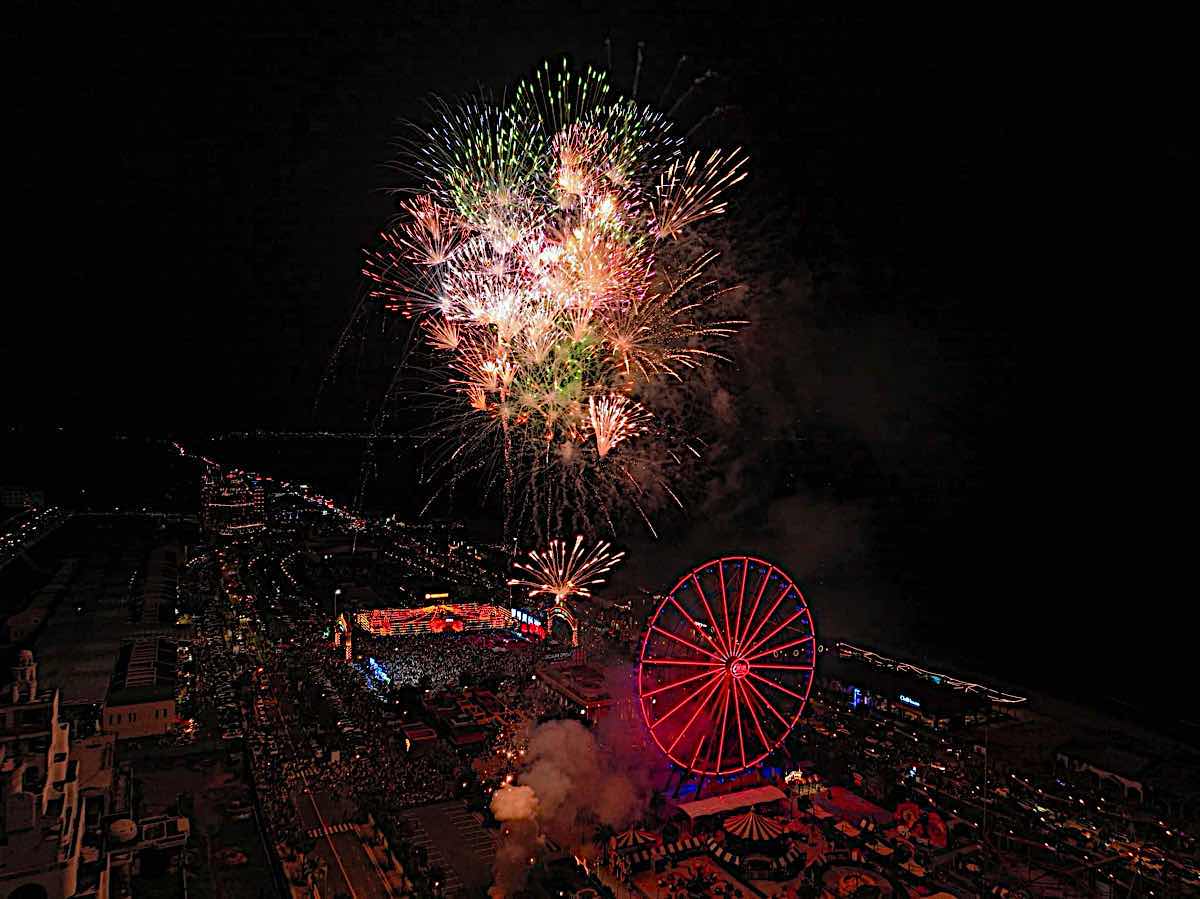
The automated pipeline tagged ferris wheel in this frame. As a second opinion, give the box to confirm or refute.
[637,556,816,776]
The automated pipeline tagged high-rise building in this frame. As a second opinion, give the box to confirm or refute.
[200,471,266,543]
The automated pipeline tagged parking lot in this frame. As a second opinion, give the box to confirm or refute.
[401,800,498,896]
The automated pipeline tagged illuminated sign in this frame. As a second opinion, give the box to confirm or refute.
[898,693,921,708]
[510,608,545,628]
[425,592,449,600]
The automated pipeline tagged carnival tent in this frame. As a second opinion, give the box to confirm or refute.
[723,809,784,842]
[614,829,659,852]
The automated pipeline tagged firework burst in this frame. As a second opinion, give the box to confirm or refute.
[508,535,626,605]
[356,59,747,537]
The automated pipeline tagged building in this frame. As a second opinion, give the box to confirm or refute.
[102,639,176,740]
[136,545,179,626]
[819,653,989,731]
[200,471,266,543]
[533,663,614,722]
[31,543,184,726]
[0,652,110,899]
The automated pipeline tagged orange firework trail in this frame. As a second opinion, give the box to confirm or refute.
[508,535,626,604]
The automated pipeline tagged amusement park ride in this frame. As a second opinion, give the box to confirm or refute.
[637,556,817,795]
[332,550,816,794]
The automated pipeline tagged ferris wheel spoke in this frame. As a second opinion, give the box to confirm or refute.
[750,662,814,672]
[651,669,723,732]
[740,608,809,660]
[667,674,724,755]
[742,675,791,730]
[738,582,792,658]
[736,678,770,758]
[650,624,723,663]
[666,596,728,660]
[717,563,732,659]
[687,732,708,772]
[641,658,723,668]
[731,678,748,771]
[748,633,816,662]
[715,679,732,773]
[690,573,731,656]
[732,557,749,657]
[642,666,723,698]
[734,565,772,653]
[747,669,808,702]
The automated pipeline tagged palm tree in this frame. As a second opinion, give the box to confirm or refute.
[593,823,617,862]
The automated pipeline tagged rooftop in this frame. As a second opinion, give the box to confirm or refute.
[107,638,176,705]
[535,662,613,708]
[674,785,787,820]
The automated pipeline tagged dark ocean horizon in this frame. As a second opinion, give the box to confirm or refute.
[4,430,1192,748]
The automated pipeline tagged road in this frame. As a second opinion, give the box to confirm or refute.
[265,672,395,899]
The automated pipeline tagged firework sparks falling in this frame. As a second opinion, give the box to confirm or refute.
[588,394,650,457]
[508,535,626,604]
[653,148,747,239]
[354,60,748,537]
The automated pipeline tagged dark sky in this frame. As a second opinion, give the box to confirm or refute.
[11,5,1014,431]
[17,7,1170,724]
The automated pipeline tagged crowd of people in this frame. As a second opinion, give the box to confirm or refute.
[355,630,545,689]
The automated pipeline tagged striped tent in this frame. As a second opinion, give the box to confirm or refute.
[653,835,705,859]
[626,835,704,871]
[626,847,654,869]
[706,838,742,868]
[614,829,659,853]
[724,809,785,843]
[777,842,803,869]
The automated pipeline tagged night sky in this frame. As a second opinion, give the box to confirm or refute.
[9,8,1173,727]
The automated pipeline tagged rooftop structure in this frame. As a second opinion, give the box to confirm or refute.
[672,785,787,821]
[533,662,613,721]
[32,543,183,712]
[0,651,110,899]
[102,639,177,741]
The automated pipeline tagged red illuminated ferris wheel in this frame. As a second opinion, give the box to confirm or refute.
[638,557,816,776]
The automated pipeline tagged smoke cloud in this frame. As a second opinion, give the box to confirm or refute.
[488,718,648,896]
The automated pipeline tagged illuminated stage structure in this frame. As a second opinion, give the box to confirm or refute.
[333,612,353,662]
[638,556,816,782]
[353,602,514,636]
[546,601,579,647]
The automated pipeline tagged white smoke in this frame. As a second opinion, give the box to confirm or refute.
[488,718,647,896]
